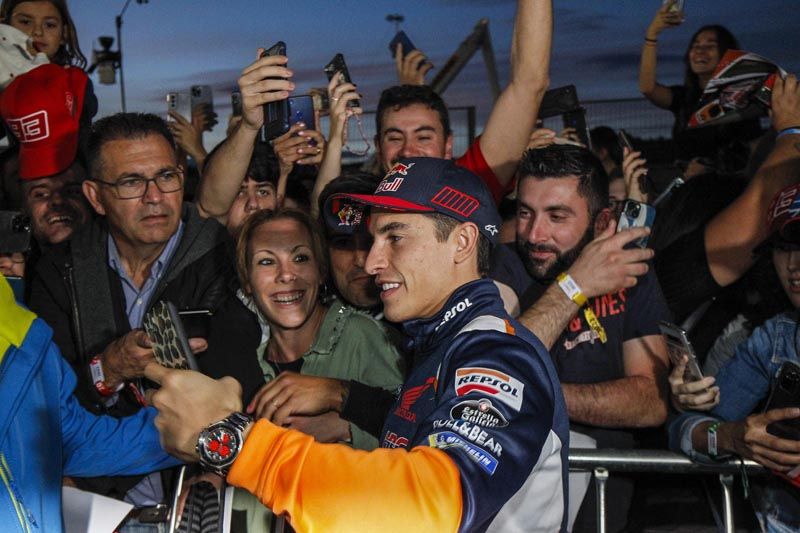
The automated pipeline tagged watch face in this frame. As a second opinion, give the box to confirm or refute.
[200,425,241,468]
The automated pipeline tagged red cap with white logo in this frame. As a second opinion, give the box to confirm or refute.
[0,64,87,180]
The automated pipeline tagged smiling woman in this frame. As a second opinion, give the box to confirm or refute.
[193,207,405,532]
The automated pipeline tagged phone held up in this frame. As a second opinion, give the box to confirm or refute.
[324,53,360,109]
[616,200,656,248]
[260,41,290,142]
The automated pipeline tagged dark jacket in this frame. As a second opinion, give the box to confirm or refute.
[28,202,235,497]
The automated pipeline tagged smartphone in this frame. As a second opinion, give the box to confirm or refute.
[231,90,242,117]
[288,95,316,130]
[178,308,213,339]
[659,321,703,383]
[618,129,634,152]
[662,0,685,13]
[190,84,214,115]
[562,108,592,151]
[765,361,800,440]
[0,211,31,253]
[166,91,191,122]
[388,30,417,58]
[143,300,199,371]
[4,275,24,302]
[260,41,290,142]
[617,200,656,248]
[324,53,360,108]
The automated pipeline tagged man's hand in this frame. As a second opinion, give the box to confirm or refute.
[145,363,244,462]
[101,330,155,388]
[246,372,348,426]
[567,220,654,299]
[192,103,218,133]
[721,408,800,471]
[237,50,295,133]
[668,356,719,412]
[272,123,325,170]
[167,111,206,164]
[527,128,557,150]
[395,45,433,86]
[772,74,800,133]
[284,412,352,443]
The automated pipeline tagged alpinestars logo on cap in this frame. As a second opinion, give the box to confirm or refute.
[7,110,49,143]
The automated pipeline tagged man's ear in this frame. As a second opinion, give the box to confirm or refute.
[594,207,614,235]
[453,222,480,267]
[444,132,454,160]
[82,181,106,216]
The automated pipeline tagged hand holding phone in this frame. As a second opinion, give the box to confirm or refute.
[143,301,199,371]
[324,53,360,109]
[617,200,655,248]
[259,41,291,142]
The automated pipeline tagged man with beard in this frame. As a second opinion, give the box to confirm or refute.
[28,113,234,529]
[489,144,671,532]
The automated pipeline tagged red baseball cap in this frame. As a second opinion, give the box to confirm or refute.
[767,184,800,243]
[0,64,87,180]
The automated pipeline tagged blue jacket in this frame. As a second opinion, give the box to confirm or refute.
[381,279,570,532]
[0,277,179,532]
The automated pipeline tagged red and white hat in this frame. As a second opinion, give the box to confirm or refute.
[0,63,88,180]
[767,184,800,243]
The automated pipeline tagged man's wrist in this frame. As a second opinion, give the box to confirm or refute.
[90,355,125,395]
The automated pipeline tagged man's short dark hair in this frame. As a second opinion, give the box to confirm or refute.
[517,145,610,220]
[376,85,451,138]
[88,113,176,180]
[317,172,382,228]
[590,126,621,166]
[424,212,491,276]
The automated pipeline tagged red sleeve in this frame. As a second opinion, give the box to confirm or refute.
[228,420,463,532]
[455,137,515,205]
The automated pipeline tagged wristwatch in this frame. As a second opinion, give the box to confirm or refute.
[196,412,253,476]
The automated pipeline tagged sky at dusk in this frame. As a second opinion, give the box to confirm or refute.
[70,0,798,146]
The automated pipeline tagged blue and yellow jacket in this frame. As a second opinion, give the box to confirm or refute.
[0,276,178,532]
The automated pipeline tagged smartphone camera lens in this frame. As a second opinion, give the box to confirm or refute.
[11,214,30,233]
[626,203,641,218]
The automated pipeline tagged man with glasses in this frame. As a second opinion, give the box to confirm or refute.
[28,113,235,530]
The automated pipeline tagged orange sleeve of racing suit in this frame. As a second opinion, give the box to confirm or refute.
[227,419,462,533]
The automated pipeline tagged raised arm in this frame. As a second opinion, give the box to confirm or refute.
[639,3,683,109]
[478,0,552,188]
[705,75,800,286]
[195,51,294,221]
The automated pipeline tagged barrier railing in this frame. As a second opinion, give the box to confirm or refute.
[569,449,767,533]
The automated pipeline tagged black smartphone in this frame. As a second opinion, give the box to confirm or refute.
[539,85,579,119]
[617,200,656,248]
[388,30,417,58]
[324,53,360,108]
[659,321,703,382]
[178,308,213,339]
[766,361,800,440]
[0,211,31,253]
[259,41,290,142]
[618,129,634,152]
[231,90,242,117]
[562,108,592,150]
[288,95,316,130]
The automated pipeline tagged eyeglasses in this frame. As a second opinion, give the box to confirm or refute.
[93,169,184,199]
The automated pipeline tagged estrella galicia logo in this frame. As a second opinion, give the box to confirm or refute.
[450,399,508,428]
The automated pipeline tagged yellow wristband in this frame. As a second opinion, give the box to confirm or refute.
[556,272,588,307]
[583,307,608,344]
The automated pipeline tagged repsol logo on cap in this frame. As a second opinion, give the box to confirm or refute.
[454,367,524,411]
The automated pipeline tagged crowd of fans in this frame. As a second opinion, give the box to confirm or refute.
[1,0,799,532]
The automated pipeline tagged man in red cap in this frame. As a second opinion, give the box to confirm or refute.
[1,63,92,248]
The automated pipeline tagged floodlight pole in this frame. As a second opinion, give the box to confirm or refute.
[115,0,134,112]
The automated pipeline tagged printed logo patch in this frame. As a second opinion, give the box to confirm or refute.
[431,186,479,217]
[393,376,436,422]
[484,224,498,236]
[454,367,524,411]
[435,298,472,331]
[428,431,499,475]
[450,399,508,428]
[337,203,363,227]
[7,110,49,143]
[382,431,409,449]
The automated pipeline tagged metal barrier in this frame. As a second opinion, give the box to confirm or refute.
[569,449,767,533]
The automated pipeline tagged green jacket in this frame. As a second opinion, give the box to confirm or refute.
[233,299,404,531]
